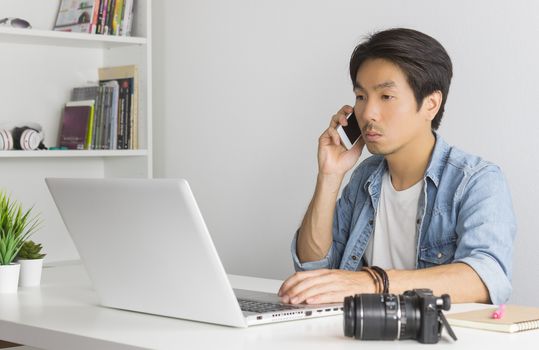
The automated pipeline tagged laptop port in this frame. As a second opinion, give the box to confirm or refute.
[256,316,262,320]
[325,309,331,312]
[305,311,312,317]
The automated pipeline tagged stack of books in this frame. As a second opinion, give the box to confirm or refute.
[58,65,138,150]
[53,0,135,36]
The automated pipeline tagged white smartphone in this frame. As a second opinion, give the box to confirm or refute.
[336,112,361,150]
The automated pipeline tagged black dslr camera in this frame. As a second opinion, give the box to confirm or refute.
[343,289,458,344]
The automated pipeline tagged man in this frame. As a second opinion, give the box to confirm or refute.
[278,28,516,306]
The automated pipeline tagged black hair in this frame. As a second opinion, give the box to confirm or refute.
[349,28,452,130]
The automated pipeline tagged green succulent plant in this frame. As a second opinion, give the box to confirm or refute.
[0,191,42,265]
[17,240,46,260]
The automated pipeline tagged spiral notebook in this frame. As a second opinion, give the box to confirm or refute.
[447,305,539,333]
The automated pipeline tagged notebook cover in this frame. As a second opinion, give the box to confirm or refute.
[447,305,539,333]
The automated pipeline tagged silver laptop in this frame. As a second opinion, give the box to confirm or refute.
[45,178,342,327]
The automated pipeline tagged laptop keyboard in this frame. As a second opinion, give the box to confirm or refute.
[237,299,301,314]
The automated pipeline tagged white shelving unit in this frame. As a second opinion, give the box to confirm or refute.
[0,26,148,47]
[0,0,152,262]
[0,149,148,158]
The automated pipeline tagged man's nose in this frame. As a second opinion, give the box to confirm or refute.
[358,100,380,124]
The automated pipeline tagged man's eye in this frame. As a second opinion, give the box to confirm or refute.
[356,95,365,101]
[382,95,394,100]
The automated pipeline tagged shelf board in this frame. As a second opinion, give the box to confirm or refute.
[0,27,146,49]
[0,149,148,158]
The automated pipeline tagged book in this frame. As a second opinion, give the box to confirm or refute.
[100,85,114,149]
[96,0,106,34]
[447,305,539,333]
[71,85,99,102]
[71,85,101,149]
[102,81,119,149]
[59,100,95,150]
[113,78,131,149]
[104,0,115,34]
[90,0,101,34]
[98,65,138,149]
[120,0,134,36]
[94,85,108,149]
[54,0,99,33]
[111,0,124,35]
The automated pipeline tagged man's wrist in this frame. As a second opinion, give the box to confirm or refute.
[316,173,344,194]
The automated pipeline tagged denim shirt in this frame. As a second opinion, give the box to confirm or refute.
[291,133,516,305]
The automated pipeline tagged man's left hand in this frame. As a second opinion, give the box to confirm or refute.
[278,269,375,304]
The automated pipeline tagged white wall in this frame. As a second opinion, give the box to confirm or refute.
[153,0,539,306]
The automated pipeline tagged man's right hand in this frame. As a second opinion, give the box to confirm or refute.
[318,105,365,178]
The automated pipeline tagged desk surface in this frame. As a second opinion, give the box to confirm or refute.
[1,263,538,350]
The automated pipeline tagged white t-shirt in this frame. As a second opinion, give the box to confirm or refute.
[364,172,423,270]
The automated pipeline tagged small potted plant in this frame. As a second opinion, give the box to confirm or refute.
[0,191,41,293]
[17,240,46,287]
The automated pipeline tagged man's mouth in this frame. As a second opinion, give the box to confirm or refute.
[365,131,382,137]
[363,129,383,142]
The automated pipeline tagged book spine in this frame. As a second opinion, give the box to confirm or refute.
[100,85,108,148]
[120,0,133,36]
[90,0,101,34]
[97,0,107,34]
[129,84,136,149]
[124,79,132,149]
[112,0,124,35]
[134,66,138,149]
[116,95,123,149]
[92,86,104,149]
[132,82,138,149]
[117,82,127,149]
[95,88,101,149]
[124,92,133,149]
[104,0,116,35]
[118,0,126,36]
[102,86,113,149]
[110,83,119,149]
[125,0,134,36]
[85,105,95,150]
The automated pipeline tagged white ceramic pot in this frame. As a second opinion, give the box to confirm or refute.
[17,258,43,287]
[0,263,20,293]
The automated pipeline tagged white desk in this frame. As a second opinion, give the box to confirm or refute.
[1,263,538,350]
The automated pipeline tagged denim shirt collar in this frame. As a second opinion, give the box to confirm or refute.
[424,132,451,188]
[363,132,450,193]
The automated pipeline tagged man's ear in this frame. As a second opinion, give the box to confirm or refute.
[422,90,443,121]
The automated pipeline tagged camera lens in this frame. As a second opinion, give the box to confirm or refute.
[400,292,422,340]
[343,293,422,340]
[343,295,356,337]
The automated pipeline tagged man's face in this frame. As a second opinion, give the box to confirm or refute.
[353,58,432,156]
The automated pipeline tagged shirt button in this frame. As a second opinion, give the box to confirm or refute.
[352,255,358,261]
[416,218,421,225]
[437,252,443,259]
[369,219,374,225]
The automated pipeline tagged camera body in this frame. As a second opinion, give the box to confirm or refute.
[410,289,446,343]
[343,288,456,344]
